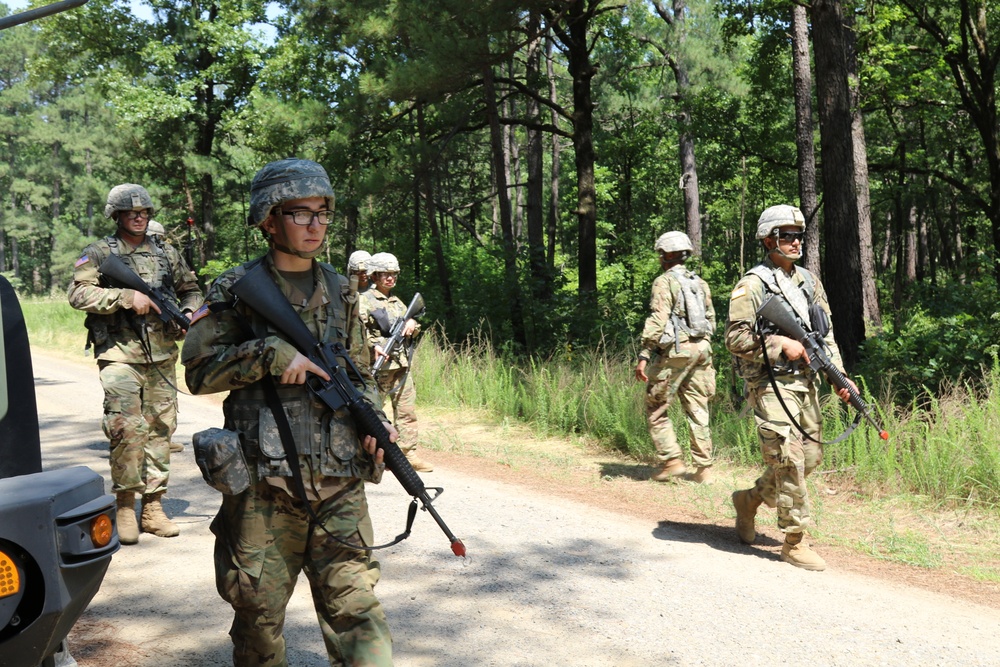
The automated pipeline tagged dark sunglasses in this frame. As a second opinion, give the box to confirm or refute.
[776,231,804,242]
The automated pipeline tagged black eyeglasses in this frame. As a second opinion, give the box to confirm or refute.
[281,209,334,226]
[776,231,804,242]
[122,210,151,222]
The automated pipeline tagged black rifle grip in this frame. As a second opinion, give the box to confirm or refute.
[348,398,426,498]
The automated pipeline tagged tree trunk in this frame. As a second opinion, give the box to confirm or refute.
[563,0,599,305]
[484,66,528,348]
[416,103,454,324]
[671,0,702,256]
[812,0,865,371]
[791,3,821,276]
[525,12,548,299]
[546,36,560,272]
[844,10,882,328]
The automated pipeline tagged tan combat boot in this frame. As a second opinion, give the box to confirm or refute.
[691,467,713,484]
[405,451,434,473]
[169,441,185,453]
[651,458,686,482]
[115,492,139,545]
[141,492,180,538]
[731,488,763,544]
[781,532,826,571]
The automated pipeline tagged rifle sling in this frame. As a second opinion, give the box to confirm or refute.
[756,325,860,446]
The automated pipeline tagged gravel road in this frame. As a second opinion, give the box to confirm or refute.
[30,350,1000,667]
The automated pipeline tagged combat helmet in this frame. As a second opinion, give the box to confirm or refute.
[756,205,805,239]
[367,252,400,276]
[654,231,693,255]
[248,158,335,227]
[104,184,154,219]
[147,220,165,237]
[348,250,371,274]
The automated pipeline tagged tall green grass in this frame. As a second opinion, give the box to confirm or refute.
[20,298,999,508]
[415,327,1000,508]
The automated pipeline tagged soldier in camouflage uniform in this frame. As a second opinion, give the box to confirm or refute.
[347,250,372,293]
[635,231,716,484]
[181,158,394,667]
[68,184,203,545]
[360,252,432,473]
[726,204,856,572]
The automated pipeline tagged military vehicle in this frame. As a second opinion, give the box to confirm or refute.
[0,7,118,667]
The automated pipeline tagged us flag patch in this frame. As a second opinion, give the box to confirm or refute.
[189,304,210,325]
[74,254,90,268]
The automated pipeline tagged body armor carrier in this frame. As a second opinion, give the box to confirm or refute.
[84,236,181,353]
[746,264,817,377]
[659,266,713,348]
[222,263,380,483]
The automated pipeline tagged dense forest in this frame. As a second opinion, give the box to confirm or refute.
[2,0,998,400]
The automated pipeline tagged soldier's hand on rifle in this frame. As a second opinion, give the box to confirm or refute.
[373,345,388,363]
[634,359,649,383]
[280,351,331,385]
[130,291,162,316]
[361,422,397,466]
[403,318,418,337]
[779,336,807,362]
[836,378,859,404]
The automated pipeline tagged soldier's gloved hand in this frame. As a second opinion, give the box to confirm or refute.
[280,352,331,385]
[131,291,162,316]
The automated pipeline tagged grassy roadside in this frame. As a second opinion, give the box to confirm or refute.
[22,297,1000,601]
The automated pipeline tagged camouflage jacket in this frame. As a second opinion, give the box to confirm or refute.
[182,252,386,487]
[639,265,715,361]
[68,234,203,363]
[359,288,420,372]
[725,257,843,389]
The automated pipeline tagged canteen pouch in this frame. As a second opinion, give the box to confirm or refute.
[193,427,251,495]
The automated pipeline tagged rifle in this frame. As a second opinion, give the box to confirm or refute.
[757,295,889,440]
[229,264,466,558]
[98,253,190,331]
[372,292,425,375]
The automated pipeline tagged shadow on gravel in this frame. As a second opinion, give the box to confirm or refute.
[599,462,650,481]
[652,519,782,563]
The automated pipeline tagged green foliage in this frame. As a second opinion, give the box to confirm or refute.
[859,280,1000,401]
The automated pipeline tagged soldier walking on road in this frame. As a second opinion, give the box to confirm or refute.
[726,204,857,572]
[360,252,432,472]
[68,184,203,544]
[635,231,717,484]
[181,158,394,666]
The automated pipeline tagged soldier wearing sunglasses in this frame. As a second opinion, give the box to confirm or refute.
[724,204,855,572]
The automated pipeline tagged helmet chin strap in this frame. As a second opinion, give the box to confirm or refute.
[769,231,802,263]
[271,238,326,260]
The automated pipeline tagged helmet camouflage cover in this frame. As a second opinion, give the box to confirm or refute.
[147,220,165,236]
[367,252,400,276]
[348,250,372,273]
[654,231,693,254]
[248,157,335,226]
[756,204,805,239]
[104,184,154,219]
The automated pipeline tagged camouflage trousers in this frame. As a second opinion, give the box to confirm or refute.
[98,357,176,495]
[644,339,716,467]
[376,369,418,455]
[212,479,392,667]
[747,376,823,534]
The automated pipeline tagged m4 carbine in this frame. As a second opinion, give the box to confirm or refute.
[229,265,466,558]
[372,292,425,375]
[757,295,889,440]
[98,254,190,331]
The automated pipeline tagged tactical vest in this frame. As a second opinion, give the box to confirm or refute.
[746,263,817,376]
[222,262,380,483]
[84,236,180,353]
[671,267,713,338]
